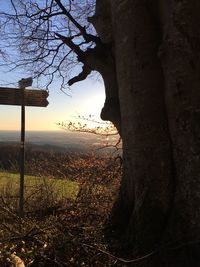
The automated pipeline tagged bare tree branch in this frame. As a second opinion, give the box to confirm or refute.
[68,65,91,85]
[55,32,84,56]
[54,0,99,43]
[0,0,99,89]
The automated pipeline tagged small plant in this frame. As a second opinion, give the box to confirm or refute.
[23,177,63,215]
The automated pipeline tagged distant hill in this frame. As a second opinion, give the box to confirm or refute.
[0,130,120,154]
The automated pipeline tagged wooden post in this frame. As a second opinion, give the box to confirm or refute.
[18,77,32,217]
[19,86,25,217]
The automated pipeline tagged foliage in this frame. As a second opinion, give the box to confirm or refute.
[0,147,122,266]
[0,144,122,181]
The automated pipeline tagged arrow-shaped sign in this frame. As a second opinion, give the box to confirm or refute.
[0,87,49,107]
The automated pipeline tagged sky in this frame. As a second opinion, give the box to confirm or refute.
[0,0,106,132]
[0,72,105,131]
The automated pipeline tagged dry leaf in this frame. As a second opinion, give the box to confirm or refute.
[10,253,25,267]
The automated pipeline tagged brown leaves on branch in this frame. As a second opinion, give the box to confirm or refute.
[0,151,122,266]
[58,115,118,136]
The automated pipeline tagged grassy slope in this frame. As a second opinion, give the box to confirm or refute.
[0,171,79,200]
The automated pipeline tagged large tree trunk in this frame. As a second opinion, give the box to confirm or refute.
[110,0,174,248]
[94,0,200,266]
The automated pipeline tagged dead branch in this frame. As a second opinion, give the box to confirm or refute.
[82,243,157,264]
[0,226,53,243]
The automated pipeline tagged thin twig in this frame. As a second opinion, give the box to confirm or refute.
[81,243,157,263]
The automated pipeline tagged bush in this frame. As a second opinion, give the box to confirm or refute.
[0,150,122,266]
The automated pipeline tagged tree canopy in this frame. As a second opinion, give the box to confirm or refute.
[0,0,99,89]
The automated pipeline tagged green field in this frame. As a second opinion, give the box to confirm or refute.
[0,153,121,266]
[0,171,79,201]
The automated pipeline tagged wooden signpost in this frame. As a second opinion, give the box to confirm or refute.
[0,87,49,107]
[0,78,49,216]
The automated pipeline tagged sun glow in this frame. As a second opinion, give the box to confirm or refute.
[0,75,106,132]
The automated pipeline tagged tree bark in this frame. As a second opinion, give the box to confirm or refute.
[159,1,200,265]
[94,0,200,266]
[110,0,174,253]
[88,0,121,134]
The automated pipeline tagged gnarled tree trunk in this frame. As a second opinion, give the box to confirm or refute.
[93,0,200,266]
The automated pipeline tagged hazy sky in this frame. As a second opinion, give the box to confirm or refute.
[0,72,105,131]
[0,1,105,131]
